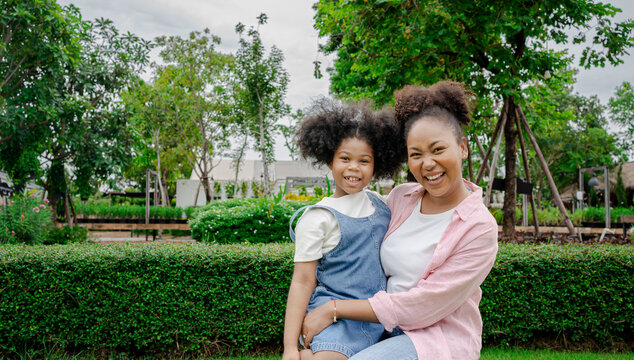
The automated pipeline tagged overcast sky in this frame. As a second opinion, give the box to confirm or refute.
[58,0,633,160]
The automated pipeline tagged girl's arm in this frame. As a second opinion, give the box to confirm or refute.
[301,298,378,347]
[283,261,318,360]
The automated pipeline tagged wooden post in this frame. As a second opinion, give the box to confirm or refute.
[517,105,575,236]
[514,111,540,235]
[472,135,491,176]
[476,102,508,184]
[483,105,508,207]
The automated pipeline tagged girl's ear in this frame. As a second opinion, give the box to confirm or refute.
[328,161,333,170]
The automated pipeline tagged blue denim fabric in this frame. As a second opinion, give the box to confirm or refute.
[290,193,390,358]
[349,329,418,360]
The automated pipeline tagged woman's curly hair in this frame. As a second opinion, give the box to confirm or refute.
[394,81,473,141]
[295,98,404,179]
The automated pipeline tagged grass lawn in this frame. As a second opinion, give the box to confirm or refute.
[200,349,633,360]
[8,348,633,359]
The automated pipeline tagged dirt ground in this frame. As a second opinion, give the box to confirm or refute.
[89,231,196,244]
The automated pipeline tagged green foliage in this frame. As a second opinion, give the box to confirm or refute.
[571,206,634,225]
[0,195,53,244]
[74,204,185,220]
[45,225,87,245]
[609,82,634,159]
[0,244,630,355]
[188,198,310,243]
[482,245,633,347]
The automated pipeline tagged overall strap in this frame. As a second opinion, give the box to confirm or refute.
[288,205,314,242]
[288,204,337,242]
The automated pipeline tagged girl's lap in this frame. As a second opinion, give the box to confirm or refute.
[348,334,417,360]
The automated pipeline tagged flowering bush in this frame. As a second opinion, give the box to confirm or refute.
[0,194,54,245]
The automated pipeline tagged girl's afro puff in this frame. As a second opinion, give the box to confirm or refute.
[295,98,405,179]
[394,81,472,138]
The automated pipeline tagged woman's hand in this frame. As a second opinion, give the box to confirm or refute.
[282,348,301,360]
[301,300,335,347]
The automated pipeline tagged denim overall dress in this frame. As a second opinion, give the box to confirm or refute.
[289,192,389,357]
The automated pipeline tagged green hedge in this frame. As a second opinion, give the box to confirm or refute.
[188,199,313,244]
[0,244,631,356]
[73,203,185,220]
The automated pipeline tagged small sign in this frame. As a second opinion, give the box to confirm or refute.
[0,182,13,196]
[491,178,533,195]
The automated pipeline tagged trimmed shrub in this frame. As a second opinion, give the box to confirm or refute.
[188,199,312,244]
[0,243,631,356]
[0,243,294,355]
[45,225,88,245]
[0,195,54,244]
[482,244,633,347]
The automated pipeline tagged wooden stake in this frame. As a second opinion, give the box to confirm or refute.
[517,105,575,236]
[473,135,491,176]
[514,110,540,235]
[476,102,508,184]
[467,137,474,182]
[483,105,508,207]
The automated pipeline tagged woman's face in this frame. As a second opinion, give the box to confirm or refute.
[407,117,468,201]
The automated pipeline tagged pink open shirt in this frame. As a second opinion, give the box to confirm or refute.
[368,180,498,360]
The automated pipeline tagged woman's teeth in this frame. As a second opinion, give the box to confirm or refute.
[426,173,443,181]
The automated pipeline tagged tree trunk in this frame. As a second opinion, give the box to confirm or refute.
[233,134,248,197]
[503,98,518,240]
[258,105,271,196]
[514,111,540,235]
[201,174,212,203]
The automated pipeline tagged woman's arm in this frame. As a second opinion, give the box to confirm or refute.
[301,299,378,347]
[283,261,318,360]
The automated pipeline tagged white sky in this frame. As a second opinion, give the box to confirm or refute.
[58,0,633,160]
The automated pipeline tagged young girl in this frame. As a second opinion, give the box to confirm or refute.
[283,100,404,360]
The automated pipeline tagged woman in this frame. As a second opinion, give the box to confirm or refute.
[300,81,499,360]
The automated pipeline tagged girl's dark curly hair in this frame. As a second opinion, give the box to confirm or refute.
[295,98,404,179]
[394,81,473,142]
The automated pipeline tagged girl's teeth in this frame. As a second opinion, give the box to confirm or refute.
[426,173,443,180]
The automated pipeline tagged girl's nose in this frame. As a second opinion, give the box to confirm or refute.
[422,155,436,170]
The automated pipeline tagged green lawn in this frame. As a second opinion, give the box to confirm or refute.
[7,348,633,359]
[201,349,633,360]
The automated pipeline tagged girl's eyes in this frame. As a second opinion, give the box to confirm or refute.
[433,147,445,153]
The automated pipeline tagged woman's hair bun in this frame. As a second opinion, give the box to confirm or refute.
[394,81,472,128]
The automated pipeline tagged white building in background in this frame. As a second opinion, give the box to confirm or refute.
[175,159,332,208]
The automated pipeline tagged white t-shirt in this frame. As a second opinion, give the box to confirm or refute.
[293,190,384,262]
[381,198,454,293]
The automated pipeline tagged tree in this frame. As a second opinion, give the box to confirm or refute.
[277,109,303,161]
[1,0,83,191]
[122,79,192,204]
[41,18,151,222]
[609,81,634,159]
[313,0,633,238]
[151,29,234,203]
[233,14,290,195]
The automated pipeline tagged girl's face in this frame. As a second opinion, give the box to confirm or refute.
[407,117,468,204]
[329,137,374,198]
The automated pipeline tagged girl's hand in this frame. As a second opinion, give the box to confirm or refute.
[301,300,335,347]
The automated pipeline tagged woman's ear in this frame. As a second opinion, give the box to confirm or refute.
[460,137,468,160]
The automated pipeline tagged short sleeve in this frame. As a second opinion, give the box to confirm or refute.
[293,208,338,262]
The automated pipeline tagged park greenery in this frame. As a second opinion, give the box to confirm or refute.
[1,0,633,234]
[1,0,634,357]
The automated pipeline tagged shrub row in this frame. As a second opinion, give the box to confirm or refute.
[0,243,631,356]
[74,203,186,220]
[188,198,313,244]
[489,206,634,226]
